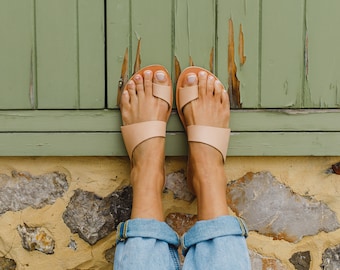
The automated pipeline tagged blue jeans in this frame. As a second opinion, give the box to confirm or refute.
[114,216,251,269]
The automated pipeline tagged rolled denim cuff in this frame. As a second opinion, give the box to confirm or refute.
[181,216,248,255]
[116,218,180,247]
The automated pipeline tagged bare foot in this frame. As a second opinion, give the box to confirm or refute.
[120,67,171,221]
[180,69,230,220]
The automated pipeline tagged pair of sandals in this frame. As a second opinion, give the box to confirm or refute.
[121,65,230,163]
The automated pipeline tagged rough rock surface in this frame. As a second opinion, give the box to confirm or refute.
[289,251,311,270]
[321,245,340,269]
[331,162,340,175]
[63,186,132,245]
[165,170,195,202]
[226,171,340,242]
[165,212,197,236]
[249,250,287,270]
[17,223,55,254]
[0,171,68,215]
[105,245,116,264]
[0,257,16,270]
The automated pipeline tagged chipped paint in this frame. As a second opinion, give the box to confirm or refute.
[116,48,129,106]
[238,24,246,66]
[189,56,194,66]
[209,47,214,73]
[133,38,141,74]
[228,19,241,108]
[174,56,181,84]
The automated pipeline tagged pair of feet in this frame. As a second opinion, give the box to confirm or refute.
[120,66,230,222]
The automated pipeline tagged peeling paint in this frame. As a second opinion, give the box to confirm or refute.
[209,47,214,73]
[189,56,194,66]
[238,24,246,66]
[133,38,141,74]
[228,19,242,108]
[174,56,181,84]
[116,47,129,106]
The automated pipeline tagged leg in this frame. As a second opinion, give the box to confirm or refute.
[114,67,180,270]
[178,68,251,269]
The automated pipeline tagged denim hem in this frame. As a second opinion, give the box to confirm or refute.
[116,218,180,247]
[181,216,248,254]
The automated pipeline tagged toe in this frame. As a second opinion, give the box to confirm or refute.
[133,74,145,96]
[198,71,208,97]
[126,80,137,100]
[214,80,224,102]
[184,72,198,87]
[222,89,230,107]
[143,70,153,96]
[207,75,215,96]
[154,70,169,86]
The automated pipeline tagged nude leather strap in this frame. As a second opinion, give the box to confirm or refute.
[153,83,172,108]
[187,125,230,162]
[121,121,167,160]
[178,85,198,112]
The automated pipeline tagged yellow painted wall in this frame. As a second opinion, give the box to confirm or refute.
[0,156,339,269]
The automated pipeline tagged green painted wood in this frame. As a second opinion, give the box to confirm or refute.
[174,0,216,70]
[0,132,339,156]
[106,0,130,109]
[131,0,173,70]
[78,0,105,108]
[260,0,305,108]
[216,0,260,108]
[1,110,340,132]
[107,0,173,109]
[0,0,35,109]
[36,0,79,108]
[305,0,340,108]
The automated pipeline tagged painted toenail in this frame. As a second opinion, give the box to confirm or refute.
[187,74,196,84]
[208,75,214,81]
[144,70,152,76]
[199,71,207,77]
[155,71,166,81]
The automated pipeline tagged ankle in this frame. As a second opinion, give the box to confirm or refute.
[189,143,224,166]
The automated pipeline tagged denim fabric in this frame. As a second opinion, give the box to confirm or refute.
[182,216,251,270]
[114,216,251,270]
[115,219,181,270]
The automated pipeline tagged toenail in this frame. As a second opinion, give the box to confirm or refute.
[187,74,196,84]
[208,75,214,81]
[144,70,152,76]
[155,71,166,81]
[134,74,141,81]
[199,71,207,77]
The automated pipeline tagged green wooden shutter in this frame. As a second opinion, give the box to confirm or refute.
[0,0,339,156]
[0,0,105,110]
[0,0,35,109]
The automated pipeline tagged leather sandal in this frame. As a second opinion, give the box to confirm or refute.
[120,65,173,160]
[176,66,230,162]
